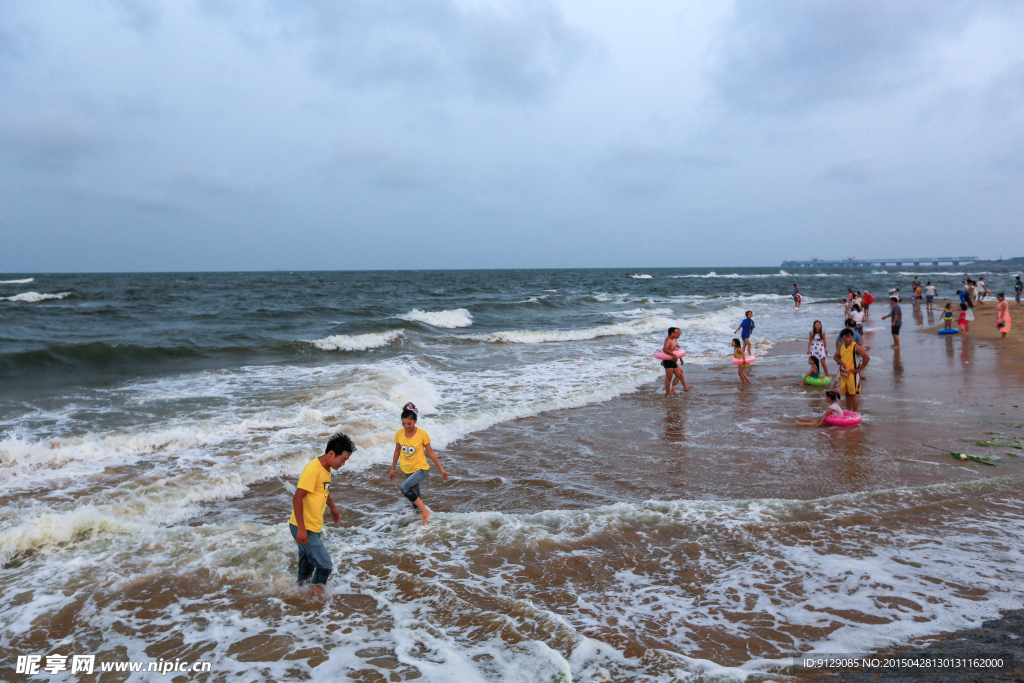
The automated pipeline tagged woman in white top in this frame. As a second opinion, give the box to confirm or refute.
[850,304,865,333]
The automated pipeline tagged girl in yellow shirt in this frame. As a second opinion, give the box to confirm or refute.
[390,402,448,525]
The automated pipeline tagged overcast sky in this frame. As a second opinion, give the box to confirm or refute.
[2,0,1022,272]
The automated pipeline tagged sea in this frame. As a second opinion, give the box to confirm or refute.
[2,266,1023,681]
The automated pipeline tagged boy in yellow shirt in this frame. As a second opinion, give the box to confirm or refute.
[289,432,356,596]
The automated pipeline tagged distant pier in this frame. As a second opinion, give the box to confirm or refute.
[781,257,980,268]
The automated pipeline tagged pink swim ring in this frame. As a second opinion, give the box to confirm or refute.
[731,355,756,365]
[653,349,685,361]
[824,410,862,426]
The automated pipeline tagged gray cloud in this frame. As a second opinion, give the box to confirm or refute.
[172,167,250,196]
[0,27,17,62]
[333,146,434,190]
[205,0,599,103]
[0,113,106,169]
[983,61,1024,118]
[822,151,876,184]
[714,1,1012,112]
[65,178,191,213]
[991,142,1024,176]
[108,0,162,33]
[597,143,727,195]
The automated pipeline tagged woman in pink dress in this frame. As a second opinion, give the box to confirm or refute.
[996,293,1011,339]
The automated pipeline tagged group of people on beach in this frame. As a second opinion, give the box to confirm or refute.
[660,275,1016,430]
[290,273,1020,596]
[289,402,447,595]
[660,309,759,393]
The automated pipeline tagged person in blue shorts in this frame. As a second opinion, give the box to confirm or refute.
[734,311,755,355]
[290,432,356,596]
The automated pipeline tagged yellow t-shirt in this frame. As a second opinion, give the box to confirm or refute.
[395,428,431,474]
[288,457,331,533]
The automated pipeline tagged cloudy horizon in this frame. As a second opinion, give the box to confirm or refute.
[2,0,1022,272]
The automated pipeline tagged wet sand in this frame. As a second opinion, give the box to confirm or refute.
[3,296,1021,681]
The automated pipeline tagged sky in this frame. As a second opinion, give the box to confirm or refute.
[1,0,1022,272]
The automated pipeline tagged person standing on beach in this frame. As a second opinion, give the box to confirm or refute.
[290,432,355,597]
[390,402,448,525]
[995,293,1011,339]
[661,327,692,395]
[734,311,755,356]
[792,284,802,308]
[834,329,869,413]
[924,282,937,311]
[940,303,954,330]
[912,282,922,309]
[850,304,865,335]
[732,339,752,384]
[862,290,874,318]
[881,297,902,350]
[1015,276,1022,306]
[834,318,864,349]
[807,320,830,377]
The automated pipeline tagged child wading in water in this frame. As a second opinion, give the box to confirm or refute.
[661,326,692,395]
[732,338,751,384]
[734,311,755,356]
[796,390,845,426]
[958,303,970,336]
[799,356,826,384]
[390,402,448,525]
[941,302,954,330]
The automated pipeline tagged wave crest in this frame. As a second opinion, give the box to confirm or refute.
[2,291,71,303]
[311,330,403,351]
[471,316,677,344]
[399,308,473,328]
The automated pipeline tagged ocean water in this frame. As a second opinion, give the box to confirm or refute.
[1,267,1023,681]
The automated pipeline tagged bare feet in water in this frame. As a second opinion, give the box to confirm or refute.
[421,508,431,525]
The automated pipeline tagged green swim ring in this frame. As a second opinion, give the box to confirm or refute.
[803,374,831,386]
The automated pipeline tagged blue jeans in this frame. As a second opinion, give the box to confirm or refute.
[289,524,332,586]
[400,469,429,505]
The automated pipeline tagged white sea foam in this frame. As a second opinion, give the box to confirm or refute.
[2,291,71,302]
[614,307,674,318]
[0,277,34,284]
[311,330,403,351]
[669,270,824,279]
[5,482,1022,680]
[398,308,473,328]
[469,316,678,344]
[890,270,995,277]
